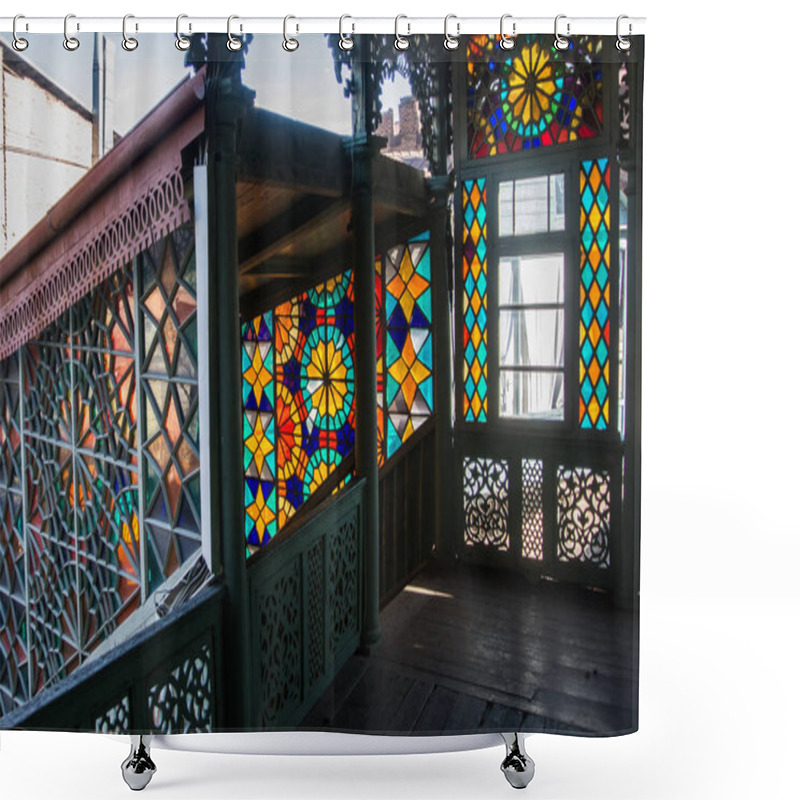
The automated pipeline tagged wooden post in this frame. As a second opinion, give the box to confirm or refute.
[203,36,254,728]
[427,58,456,562]
[348,39,382,651]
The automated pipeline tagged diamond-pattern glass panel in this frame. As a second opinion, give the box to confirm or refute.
[384,232,433,458]
[139,225,201,588]
[466,34,603,159]
[375,255,385,467]
[578,158,612,430]
[462,178,488,422]
[242,313,277,551]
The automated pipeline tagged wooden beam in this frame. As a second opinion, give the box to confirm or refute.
[238,107,347,196]
[238,240,354,322]
[373,156,429,217]
[238,195,349,274]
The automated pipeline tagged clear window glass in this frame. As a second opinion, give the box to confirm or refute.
[498,253,565,420]
[498,174,565,236]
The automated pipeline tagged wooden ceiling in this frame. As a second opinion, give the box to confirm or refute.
[236,107,430,320]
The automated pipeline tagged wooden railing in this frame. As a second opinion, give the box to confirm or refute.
[378,421,437,606]
[245,479,365,729]
[0,585,225,733]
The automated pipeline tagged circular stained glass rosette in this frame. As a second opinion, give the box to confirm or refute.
[499,40,564,141]
[308,271,351,310]
[301,325,354,433]
[304,448,344,497]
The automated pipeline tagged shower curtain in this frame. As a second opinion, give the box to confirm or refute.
[0,27,643,741]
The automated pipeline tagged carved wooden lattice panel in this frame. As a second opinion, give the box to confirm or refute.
[556,465,611,568]
[306,539,326,686]
[463,456,510,551]
[94,694,131,733]
[328,516,359,657]
[147,639,214,733]
[521,458,544,560]
[257,558,302,727]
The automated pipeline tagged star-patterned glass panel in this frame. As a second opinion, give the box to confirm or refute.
[139,224,201,588]
[466,34,603,159]
[462,178,488,422]
[578,158,611,430]
[22,322,81,692]
[242,312,277,552]
[384,232,433,458]
[71,267,142,651]
[0,352,28,713]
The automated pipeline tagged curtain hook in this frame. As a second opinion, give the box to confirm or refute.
[283,15,299,52]
[12,15,29,51]
[227,15,243,51]
[554,14,571,51]
[616,15,632,51]
[499,14,515,50]
[339,15,355,51]
[444,14,459,51]
[122,14,138,51]
[395,14,410,51]
[175,14,191,51]
[63,13,80,51]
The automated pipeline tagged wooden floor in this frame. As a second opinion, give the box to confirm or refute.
[302,562,637,735]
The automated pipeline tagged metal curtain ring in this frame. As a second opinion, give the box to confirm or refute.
[444,14,459,51]
[616,15,632,51]
[395,15,410,51]
[63,13,80,51]
[122,14,138,51]
[339,15,354,51]
[554,14,571,51]
[283,15,299,51]
[12,15,29,51]
[227,15,243,51]
[499,14,515,50]
[175,14,191,51]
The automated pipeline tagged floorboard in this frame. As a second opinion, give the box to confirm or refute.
[301,563,636,735]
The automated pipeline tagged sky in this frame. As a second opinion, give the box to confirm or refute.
[1,32,412,137]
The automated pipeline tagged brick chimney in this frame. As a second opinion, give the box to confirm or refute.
[398,96,421,151]
[376,108,395,145]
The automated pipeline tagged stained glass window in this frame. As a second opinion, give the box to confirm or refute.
[384,232,433,458]
[466,35,603,159]
[273,272,356,530]
[0,223,205,712]
[375,256,385,467]
[139,224,202,588]
[462,178,488,422]
[243,232,433,551]
[0,352,28,712]
[242,313,277,549]
[578,158,611,430]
